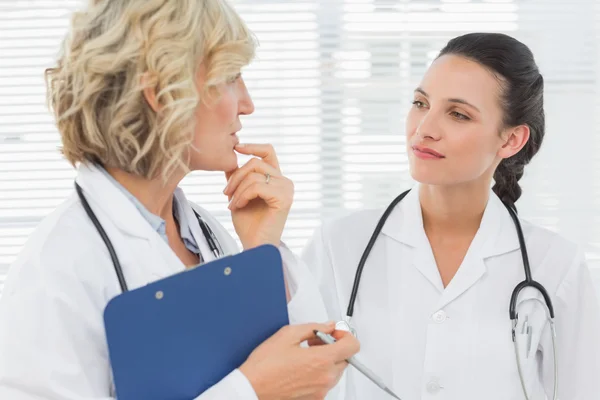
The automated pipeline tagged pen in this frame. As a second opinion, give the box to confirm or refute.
[313,330,402,400]
[526,326,532,359]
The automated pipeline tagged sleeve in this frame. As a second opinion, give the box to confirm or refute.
[0,244,117,400]
[542,251,600,399]
[0,253,259,400]
[285,224,348,400]
[193,370,258,400]
[279,242,330,325]
[299,223,345,323]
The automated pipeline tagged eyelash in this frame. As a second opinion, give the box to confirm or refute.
[450,111,470,121]
[412,100,471,121]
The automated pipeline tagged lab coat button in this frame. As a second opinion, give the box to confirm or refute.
[432,310,447,323]
[426,380,441,393]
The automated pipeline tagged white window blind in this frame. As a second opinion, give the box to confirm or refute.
[1,0,599,301]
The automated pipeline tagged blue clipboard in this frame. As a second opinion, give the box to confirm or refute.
[103,244,289,400]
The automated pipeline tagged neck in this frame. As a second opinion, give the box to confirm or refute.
[419,179,491,236]
[105,167,184,222]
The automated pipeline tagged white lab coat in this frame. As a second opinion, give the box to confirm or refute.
[302,186,600,400]
[0,163,327,400]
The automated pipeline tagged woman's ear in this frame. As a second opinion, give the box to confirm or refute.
[141,72,160,112]
[498,124,530,159]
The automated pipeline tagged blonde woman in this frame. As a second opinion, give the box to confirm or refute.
[0,0,358,399]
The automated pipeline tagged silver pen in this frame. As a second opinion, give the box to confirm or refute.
[314,330,402,400]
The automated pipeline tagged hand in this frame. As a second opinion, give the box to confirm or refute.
[223,143,294,250]
[239,322,360,400]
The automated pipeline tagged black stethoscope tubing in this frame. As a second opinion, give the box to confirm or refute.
[75,182,222,293]
[345,189,555,326]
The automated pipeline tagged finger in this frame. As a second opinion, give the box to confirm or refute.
[306,337,328,347]
[330,362,349,387]
[331,330,350,340]
[318,332,360,362]
[308,329,354,349]
[234,143,280,171]
[229,182,270,210]
[280,322,336,345]
[230,179,291,210]
[228,172,270,208]
[307,329,354,349]
[332,362,349,378]
[224,167,239,183]
[224,157,279,196]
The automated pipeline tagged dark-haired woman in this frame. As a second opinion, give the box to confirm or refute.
[302,32,600,399]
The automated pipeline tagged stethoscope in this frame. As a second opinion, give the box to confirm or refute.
[336,189,558,400]
[74,182,223,293]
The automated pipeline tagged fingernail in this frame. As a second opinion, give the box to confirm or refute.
[235,143,246,148]
[228,197,234,209]
[223,184,229,194]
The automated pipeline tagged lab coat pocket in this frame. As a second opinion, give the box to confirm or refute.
[514,332,537,392]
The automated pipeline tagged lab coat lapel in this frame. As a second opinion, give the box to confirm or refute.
[435,234,488,311]
[380,186,521,308]
[435,192,521,310]
[381,186,445,292]
[75,163,192,284]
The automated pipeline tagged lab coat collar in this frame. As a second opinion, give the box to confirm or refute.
[380,184,520,259]
[380,186,425,248]
[74,162,168,240]
[380,184,521,299]
[437,193,521,309]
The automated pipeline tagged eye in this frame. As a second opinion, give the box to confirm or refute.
[450,111,470,121]
[412,100,427,109]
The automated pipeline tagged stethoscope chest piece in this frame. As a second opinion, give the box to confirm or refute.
[336,319,357,338]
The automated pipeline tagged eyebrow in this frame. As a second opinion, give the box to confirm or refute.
[414,87,481,113]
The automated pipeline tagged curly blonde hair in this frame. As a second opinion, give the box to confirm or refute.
[46,0,256,180]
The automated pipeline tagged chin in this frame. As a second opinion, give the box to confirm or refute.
[410,167,481,188]
[409,164,454,186]
[189,149,238,172]
[214,155,239,173]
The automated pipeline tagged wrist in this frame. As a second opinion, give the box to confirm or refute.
[239,364,269,400]
[241,237,281,250]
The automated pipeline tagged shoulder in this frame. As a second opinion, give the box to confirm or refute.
[521,218,579,254]
[321,208,383,238]
[3,194,112,301]
[521,218,581,263]
[519,217,585,288]
[306,208,386,260]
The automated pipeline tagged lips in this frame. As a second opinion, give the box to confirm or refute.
[412,145,445,158]
[231,132,240,146]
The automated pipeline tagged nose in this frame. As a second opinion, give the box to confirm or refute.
[238,78,255,116]
[416,112,441,141]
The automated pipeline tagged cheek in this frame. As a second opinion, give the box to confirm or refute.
[405,110,420,141]
[214,88,238,126]
[193,94,237,140]
[449,127,499,171]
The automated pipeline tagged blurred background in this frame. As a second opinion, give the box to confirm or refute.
[1,0,599,300]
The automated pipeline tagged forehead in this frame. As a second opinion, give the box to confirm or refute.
[419,54,504,114]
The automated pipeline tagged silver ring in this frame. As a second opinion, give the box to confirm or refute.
[265,173,270,184]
